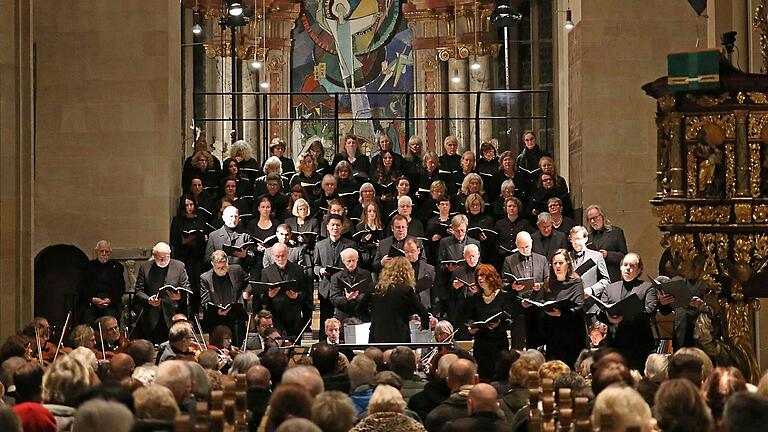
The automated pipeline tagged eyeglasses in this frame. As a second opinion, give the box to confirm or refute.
[542,178,554,183]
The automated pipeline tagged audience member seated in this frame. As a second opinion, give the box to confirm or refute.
[653,378,714,432]
[408,353,457,423]
[133,384,180,428]
[42,355,93,431]
[389,346,424,403]
[592,384,654,432]
[702,366,747,428]
[348,354,377,414]
[666,352,704,387]
[246,365,272,431]
[259,350,288,389]
[425,359,478,432]
[311,342,350,393]
[499,358,538,422]
[350,384,426,432]
[154,360,194,416]
[722,391,768,432]
[264,383,314,432]
[443,383,506,432]
[13,362,43,404]
[637,353,668,407]
[282,365,325,397]
[311,391,358,432]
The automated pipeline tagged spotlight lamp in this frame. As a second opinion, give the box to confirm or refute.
[451,70,461,83]
[490,2,523,28]
[471,61,481,70]
[260,81,270,89]
[251,59,262,69]
[192,23,202,35]
[229,2,244,17]
[564,9,574,31]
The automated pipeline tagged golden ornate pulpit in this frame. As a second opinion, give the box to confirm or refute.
[643,59,768,382]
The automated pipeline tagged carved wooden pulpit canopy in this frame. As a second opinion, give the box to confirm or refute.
[643,58,768,382]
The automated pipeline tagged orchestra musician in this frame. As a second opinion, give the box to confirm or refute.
[134,242,191,344]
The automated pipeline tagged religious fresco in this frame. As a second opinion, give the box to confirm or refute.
[290,0,413,155]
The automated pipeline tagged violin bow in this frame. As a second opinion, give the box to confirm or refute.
[193,314,207,347]
[34,326,44,364]
[98,321,106,360]
[53,311,71,362]
[241,312,252,351]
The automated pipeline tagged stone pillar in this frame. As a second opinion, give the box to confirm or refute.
[0,0,34,339]
[448,57,470,151]
[469,55,491,149]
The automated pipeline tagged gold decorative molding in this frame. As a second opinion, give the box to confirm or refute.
[685,114,736,140]
[754,204,768,222]
[750,143,762,197]
[423,57,437,72]
[686,93,730,107]
[687,147,698,198]
[748,112,768,139]
[755,0,768,73]
[726,142,736,198]
[653,203,686,224]
[737,92,747,104]
[748,92,768,104]
[734,203,752,223]
[689,205,731,223]
[658,95,675,112]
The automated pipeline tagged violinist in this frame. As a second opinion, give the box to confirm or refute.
[95,315,127,358]
[156,321,197,364]
[20,317,56,363]
[68,324,97,350]
[208,325,237,371]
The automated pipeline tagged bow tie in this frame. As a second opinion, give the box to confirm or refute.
[575,251,585,259]
[521,255,531,262]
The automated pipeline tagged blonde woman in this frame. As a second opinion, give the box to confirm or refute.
[358,256,429,343]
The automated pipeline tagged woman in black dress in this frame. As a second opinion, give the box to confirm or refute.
[358,256,429,343]
[289,153,323,201]
[308,139,331,176]
[332,134,371,180]
[247,196,277,278]
[285,198,319,247]
[466,264,515,380]
[526,248,587,367]
[169,194,207,314]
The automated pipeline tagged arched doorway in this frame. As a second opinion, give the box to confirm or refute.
[34,244,89,328]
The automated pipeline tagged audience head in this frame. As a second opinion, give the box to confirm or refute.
[372,371,402,390]
[368,384,406,414]
[654,378,714,432]
[348,354,376,389]
[675,347,713,380]
[722,391,768,432]
[468,383,498,415]
[311,391,357,432]
[10,402,51,432]
[229,351,260,376]
[593,384,654,432]
[447,359,478,392]
[275,418,322,432]
[197,350,219,370]
[260,350,289,387]
[154,360,192,404]
[42,354,92,407]
[13,362,44,403]
[266,383,314,431]
[703,366,747,424]
[72,398,134,432]
[107,353,135,384]
[389,346,417,378]
[644,353,669,381]
[519,349,546,370]
[592,361,634,396]
[539,360,571,381]
[133,384,180,421]
[436,354,459,380]
[126,339,155,367]
[509,358,539,387]
[245,365,271,390]
[282,365,324,397]
[311,342,340,377]
[667,353,704,387]
[364,347,385,372]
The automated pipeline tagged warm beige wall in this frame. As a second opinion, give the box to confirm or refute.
[568,0,706,271]
[0,0,34,339]
[33,1,182,256]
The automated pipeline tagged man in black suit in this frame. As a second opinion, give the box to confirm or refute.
[403,237,436,312]
[205,206,255,271]
[254,243,312,342]
[531,212,568,259]
[373,214,426,273]
[134,242,191,344]
[329,248,372,321]
[313,214,355,340]
[436,214,480,314]
[79,240,126,324]
[569,225,610,320]
[585,204,628,283]
[502,231,549,349]
[200,249,248,344]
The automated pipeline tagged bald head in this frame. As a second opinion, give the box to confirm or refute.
[436,354,459,380]
[468,383,498,415]
[447,359,478,391]
[246,365,271,390]
[109,354,135,381]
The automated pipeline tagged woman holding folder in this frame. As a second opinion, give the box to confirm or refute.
[525,248,586,367]
[466,264,514,380]
[599,252,658,371]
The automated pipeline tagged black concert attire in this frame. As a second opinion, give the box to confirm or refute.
[466,289,515,380]
[79,259,125,324]
[537,279,587,367]
[494,216,534,259]
[200,264,248,345]
[588,225,628,283]
[170,212,207,314]
[502,252,549,349]
[329,266,373,320]
[358,283,429,343]
[600,278,658,371]
[313,236,356,340]
[447,263,477,340]
[134,259,190,344]
[290,171,324,201]
[515,145,548,202]
[260,261,313,342]
[531,229,568,260]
